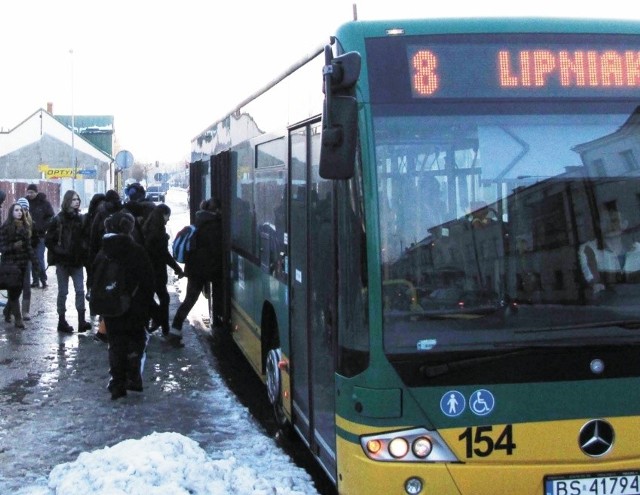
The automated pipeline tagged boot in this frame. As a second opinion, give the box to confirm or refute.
[3,301,12,323]
[77,311,91,333]
[12,302,24,329]
[164,326,185,348]
[57,314,74,334]
[21,299,31,321]
[126,352,143,392]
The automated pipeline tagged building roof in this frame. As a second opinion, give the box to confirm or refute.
[0,108,113,162]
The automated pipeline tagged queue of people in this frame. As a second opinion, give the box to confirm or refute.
[0,183,223,401]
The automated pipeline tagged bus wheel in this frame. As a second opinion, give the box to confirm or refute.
[266,348,288,429]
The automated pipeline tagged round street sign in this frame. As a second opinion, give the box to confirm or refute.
[115,150,134,170]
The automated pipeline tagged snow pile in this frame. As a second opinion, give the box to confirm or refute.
[46,432,312,495]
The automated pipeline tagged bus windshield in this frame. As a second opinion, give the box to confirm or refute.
[375,102,640,355]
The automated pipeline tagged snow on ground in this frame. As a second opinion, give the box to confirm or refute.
[15,431,316,495]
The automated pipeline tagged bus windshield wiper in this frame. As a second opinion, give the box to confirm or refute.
[420,348,543,378]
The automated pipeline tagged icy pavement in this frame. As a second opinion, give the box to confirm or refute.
[0,190,321,494]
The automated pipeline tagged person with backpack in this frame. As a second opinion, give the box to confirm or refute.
[169,198,222,347]
[142,203,184,336]
[45,190,91,334]
[90,211,154,400]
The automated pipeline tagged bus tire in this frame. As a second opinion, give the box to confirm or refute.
[266,348,289,430]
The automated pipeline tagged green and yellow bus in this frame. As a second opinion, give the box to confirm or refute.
[189,17,640,495]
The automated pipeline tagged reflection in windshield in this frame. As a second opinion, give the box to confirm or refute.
[376,105,640,354]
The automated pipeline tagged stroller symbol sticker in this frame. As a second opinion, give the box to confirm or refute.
[470,389,495,416]
[440,390,465,417]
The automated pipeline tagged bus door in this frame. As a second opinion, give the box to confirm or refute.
[211,151,232,326]
[289,122,337,474]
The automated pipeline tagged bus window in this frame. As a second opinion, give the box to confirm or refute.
[337,153,369,377]
[374,105,640,355]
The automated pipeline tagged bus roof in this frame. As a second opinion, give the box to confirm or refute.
[334,17,640,39]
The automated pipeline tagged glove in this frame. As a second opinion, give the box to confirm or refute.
[13,240,23,250]
[175,267,185,279]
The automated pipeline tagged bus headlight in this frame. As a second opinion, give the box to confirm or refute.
[360,427,458,462]
[412,436,433,458]
[389,437,409,458]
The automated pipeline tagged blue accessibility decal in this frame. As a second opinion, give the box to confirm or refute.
[440,390,465,417]
[469,389,495,416]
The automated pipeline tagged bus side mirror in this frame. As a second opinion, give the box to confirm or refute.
[320,96,358,179]
[320,47,361,180]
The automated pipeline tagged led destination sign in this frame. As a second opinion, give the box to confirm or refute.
[410,47,640,98]
[366,34,640,102]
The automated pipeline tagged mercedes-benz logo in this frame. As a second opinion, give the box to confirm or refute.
[579,419,614,457]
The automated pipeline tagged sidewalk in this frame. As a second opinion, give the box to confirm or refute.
[0,268,219,491]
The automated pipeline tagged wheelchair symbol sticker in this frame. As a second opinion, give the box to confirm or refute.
[440,390,465,417]
[469,389,495,416]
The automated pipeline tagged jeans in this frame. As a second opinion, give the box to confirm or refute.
[55,264,85,316]
[22,261,31,301]
[172,276,206,329]
[32,237,47,284]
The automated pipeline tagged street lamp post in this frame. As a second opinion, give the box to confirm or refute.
[70,48,76,190]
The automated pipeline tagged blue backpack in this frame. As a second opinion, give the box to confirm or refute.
[172,225,197,263]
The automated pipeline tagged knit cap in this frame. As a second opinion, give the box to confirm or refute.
[106,211,135,235]
[17,197,30,211]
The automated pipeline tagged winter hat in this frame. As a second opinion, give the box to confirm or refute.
[17,197,30,211]
[105,189,121,204]
[27,184,38,193]
[125,183,145,202]
[105,211,135,235]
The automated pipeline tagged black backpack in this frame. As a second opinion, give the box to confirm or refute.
[89,252,137,317]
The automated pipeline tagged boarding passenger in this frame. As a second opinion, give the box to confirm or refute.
[142,203,184,336]
[170,199,223,347]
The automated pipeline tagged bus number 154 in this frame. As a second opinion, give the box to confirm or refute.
[458,425,516,458]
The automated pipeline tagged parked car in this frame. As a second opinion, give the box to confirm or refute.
[146,185,165,203]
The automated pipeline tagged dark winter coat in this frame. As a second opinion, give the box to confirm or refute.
[45,209,87,267]
[122,200,155,246]
[0,220,38,271]
[27,192,54,239]
[89,199,123,264]
[143,220,182,286]
[93,233,155,324]
[185,209,223,280]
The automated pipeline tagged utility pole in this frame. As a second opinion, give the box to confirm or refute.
[70,48,76,190]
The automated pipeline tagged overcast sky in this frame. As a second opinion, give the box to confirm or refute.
[1,0,638,165]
